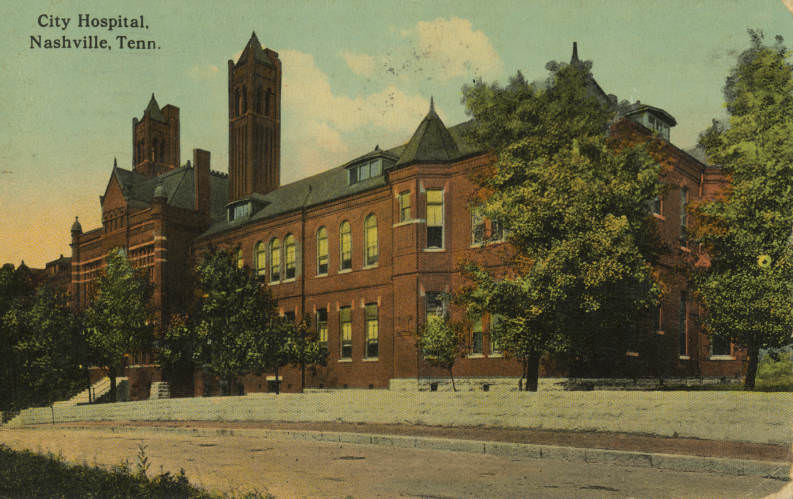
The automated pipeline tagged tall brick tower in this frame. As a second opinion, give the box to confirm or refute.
[132,94,180,177]
[228,32,281,202]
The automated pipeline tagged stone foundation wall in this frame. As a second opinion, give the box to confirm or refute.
[5,390,791,445]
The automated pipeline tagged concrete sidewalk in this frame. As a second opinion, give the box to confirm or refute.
[18,421,792,481]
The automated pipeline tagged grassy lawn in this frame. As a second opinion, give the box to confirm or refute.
[0,444,270,498]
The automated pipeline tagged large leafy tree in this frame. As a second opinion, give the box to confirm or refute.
[0,264,34,411]
[282,315,327,392]
[84,248,153,401]
[460,60,663,390]
[193,248,282,394]
[693,31,793,388]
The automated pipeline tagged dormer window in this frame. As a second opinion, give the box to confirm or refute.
[347,158,387,185]
[227,201,251,222]
[647,114,670,141]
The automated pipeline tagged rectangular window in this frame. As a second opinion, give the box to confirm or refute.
[679,291,687,356]
[317,308,328,351]
[359,163,370,181]
[711,335,731,356]
[425,291,447,322]
[652,195,662,216]
[653,304,662,332]
[680,187,688,245]
[489,314,503,354]
[426,189,444,249]
[471,315,483,354]
[347,168,357,185]
[399,191,411,222]
[365,303,378,358]
[340,306,352,359]
[471,206,485,245]
[285,311,296,323]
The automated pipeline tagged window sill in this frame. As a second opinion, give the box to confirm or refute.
[652,213,666,221]
[470,242,485,249]
[488,353,503,358]
[269,280,280,286]
[655,330,665,336]
[708,355,735,361]
[362,264,379,270]
[362,357,378,362]
[424,248,445,253]
[283,277,297,283]
[679,355,691,360]
[337,358,352,363]
[338,268,352,274]
[625,351,640,357]
[467,353,485,359]
[393,218,424,228]
[314,273,328,279]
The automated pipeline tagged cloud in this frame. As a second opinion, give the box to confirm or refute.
[188,64,219,80]
[0,170,12,174]
[279,49,430,180]
[342,51,376,76]
[350,17,503,82]
[784,0,793,16]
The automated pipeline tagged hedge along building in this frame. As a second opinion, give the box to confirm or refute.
[71,34,744,398]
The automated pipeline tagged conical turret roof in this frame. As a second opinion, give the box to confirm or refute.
[235,31,274,67]
[396,98,461,166]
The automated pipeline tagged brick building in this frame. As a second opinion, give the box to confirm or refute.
[69,34,744,397]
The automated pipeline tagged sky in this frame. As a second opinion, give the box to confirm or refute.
[1,0,792,267]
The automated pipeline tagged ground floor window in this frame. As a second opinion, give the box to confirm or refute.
[365,303,378,358]
[340,306,352,359]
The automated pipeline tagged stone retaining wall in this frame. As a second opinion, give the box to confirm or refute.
[5,390,791,445]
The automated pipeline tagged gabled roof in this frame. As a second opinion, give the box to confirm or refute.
[107,165,228,220]
[144,94,166,122]
[621,102,678,126]
[396,98,462,167]
[234,32,274,68]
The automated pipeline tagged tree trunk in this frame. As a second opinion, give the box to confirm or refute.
[109,367,117,402]
[449,367,456,392]
[274,365,280,395]
[744,339,761,389]
[300,361,306,393]
[525,353,541,392]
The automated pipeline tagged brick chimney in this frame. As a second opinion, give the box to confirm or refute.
[193,148,211,217]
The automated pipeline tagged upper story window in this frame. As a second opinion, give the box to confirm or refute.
[228,201,251,223]
[269,238,281,282]
[255,241,266,277]
[398,191,411,222]
[284,234,296,280]
[364,214,378,266]
[316,227,328,275]
[425,291,448,322]
[340,221,352,271]
[347,158,384,185]
[426,189,444,249]
[471,206,485,245]
[648,114,670,141]
[680,187,688,245]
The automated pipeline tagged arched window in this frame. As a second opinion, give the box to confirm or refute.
[158,140,165,162]
[234,248,244,269]
[364,214,378,266]
[316,227,328,275]
[136,141,143,163]
[241,85,248,114]
[269,238,281,282]
[265,89,272,116]
[339,221,352,270]
[284,234,296,280]
[255,86,263,113]
[151,138,159,161]
[255,241,266,277]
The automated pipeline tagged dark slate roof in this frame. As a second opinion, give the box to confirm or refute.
[621,102,677,126]
[111,166,228,221]
[144,94,166,123]
[197,114,481,240]
[396,99,461,166]
[235,32,274,68]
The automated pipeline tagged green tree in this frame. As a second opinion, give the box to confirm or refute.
[693,31,793,388]
[0,264,34,411]
[417,314,465,391]
[193,248,281,394]
[282,315,327,392]
[84,248,153,402]
[460,59,662,390]
[5,288,87,408]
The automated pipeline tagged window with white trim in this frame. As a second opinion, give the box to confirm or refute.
[284,234,296,280]
[364,214,378,266]
[426,189,444,249]
[340,306,352,359]
[365,303,378,358]
[316,227,328,275]
[398,191,411,222]
[340,221,352,270]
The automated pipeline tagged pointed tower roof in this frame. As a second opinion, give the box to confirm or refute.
[235,31,274,67]
[144,93,166,122]
[396,98,461,166]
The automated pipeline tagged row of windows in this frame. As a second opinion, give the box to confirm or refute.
[424,291,502,356]
[135,138,166,164]
[652,292,730,358]
[312,304,379,360]
[233,85,274,118]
